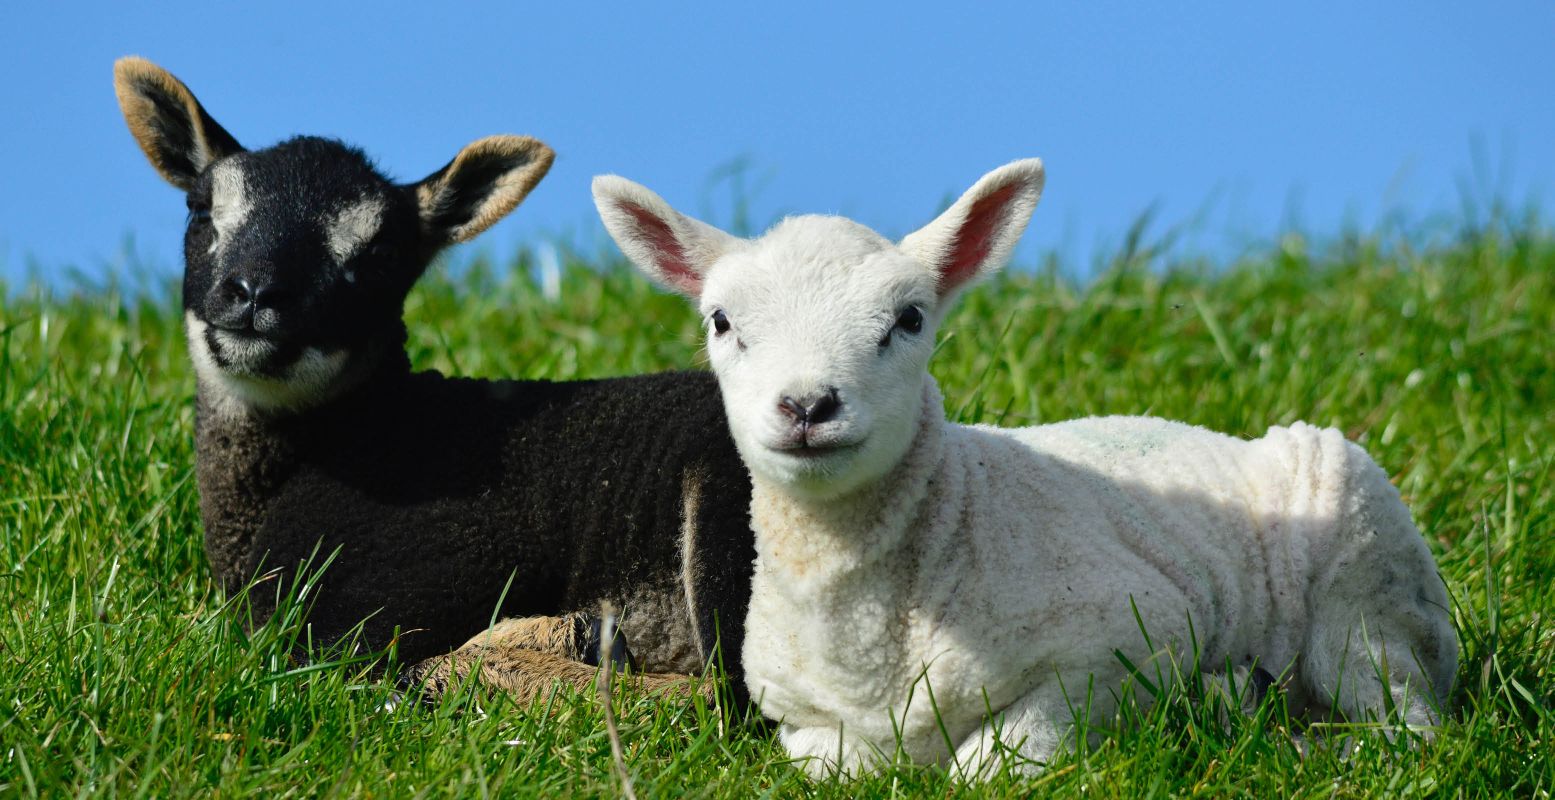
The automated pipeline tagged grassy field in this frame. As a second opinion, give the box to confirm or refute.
[2,221,1551,798]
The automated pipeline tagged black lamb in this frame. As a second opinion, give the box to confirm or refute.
[112,57,755,697]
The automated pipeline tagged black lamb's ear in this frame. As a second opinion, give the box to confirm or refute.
[413,135,555,246]
[113,56,244,190]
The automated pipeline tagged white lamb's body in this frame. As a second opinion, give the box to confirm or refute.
[746,381,1455,774]
[594,158,1457,779]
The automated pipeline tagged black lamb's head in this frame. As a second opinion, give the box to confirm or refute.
[112,56,555,415]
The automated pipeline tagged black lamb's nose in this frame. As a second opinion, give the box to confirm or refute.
[779,388,842,426]
[222,276,254,307]
[251,282,291,311]
[216,275,292,331]
[222,276,291,311]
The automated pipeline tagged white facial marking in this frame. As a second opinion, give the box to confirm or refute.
[185,311,352,417]
[326,196,386,264]
[208,162,250,257]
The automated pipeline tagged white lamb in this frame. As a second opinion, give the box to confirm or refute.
[592,160,1458,779]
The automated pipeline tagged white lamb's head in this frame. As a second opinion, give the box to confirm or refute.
[595,160,1044,499]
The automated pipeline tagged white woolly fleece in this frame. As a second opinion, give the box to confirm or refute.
[743,379,1457,779]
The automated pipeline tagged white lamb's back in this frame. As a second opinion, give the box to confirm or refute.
[966,416,1362,665]
[997,415,1360,527]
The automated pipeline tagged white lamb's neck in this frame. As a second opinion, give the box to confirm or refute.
[749,379,951,582]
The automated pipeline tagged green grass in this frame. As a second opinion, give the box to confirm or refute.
[2,222,1552,798]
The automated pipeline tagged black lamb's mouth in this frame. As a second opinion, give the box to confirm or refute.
[204,326,302,377]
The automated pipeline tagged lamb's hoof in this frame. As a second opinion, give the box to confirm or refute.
[380,690,405,714]
[576,614,637,671]
[389,670,490,717]
[1249,666,1277,704]
[391,669,444,709]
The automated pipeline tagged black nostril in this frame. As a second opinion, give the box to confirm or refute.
[807,389,841,425]
[779,389,843,426]
[220,277,290,311]
[222,276,254,306]
[779,396,808,423]
[252,283,290,311]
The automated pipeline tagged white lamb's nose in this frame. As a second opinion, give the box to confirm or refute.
[777,387,841,427]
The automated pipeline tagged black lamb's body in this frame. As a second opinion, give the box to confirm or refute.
[200,353,755,673]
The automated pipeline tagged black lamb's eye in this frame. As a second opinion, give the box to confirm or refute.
[711,309,731,335]
[895,305,924,335]
[186,197,212,225]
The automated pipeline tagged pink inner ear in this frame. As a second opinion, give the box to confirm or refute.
[937,183,1019,295]
[622,202,701,294]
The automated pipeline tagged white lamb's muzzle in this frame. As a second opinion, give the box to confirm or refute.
[747,446,865,496]
[744,425,908,500]
[724,376,924,498]
[758,405,867,451]
[763,435,867,472]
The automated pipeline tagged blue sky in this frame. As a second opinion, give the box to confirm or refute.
[2,1,1551,283]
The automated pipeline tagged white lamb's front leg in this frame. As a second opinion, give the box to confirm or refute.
[779,723,888,779]
[951,684,1072,780]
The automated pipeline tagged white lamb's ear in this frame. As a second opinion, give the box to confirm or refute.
[415,135,555,245]
[592,175,739,298]
[899,159,1045,299]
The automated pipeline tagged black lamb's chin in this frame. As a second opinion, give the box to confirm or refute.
[203,327,304,378]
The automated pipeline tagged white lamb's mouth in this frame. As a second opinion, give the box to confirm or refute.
[770,439,862,459]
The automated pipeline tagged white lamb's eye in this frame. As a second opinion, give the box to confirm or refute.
[711,309,731,335]
[880,305,924,348]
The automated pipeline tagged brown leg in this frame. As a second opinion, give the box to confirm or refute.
[401,614,710,706]
[464,614,597,660]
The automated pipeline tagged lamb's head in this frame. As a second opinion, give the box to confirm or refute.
[594,160,1043,499]
[114,57,554,415]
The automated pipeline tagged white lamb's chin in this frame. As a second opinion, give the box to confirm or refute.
[751,448,867,500]
[746,450,813,489]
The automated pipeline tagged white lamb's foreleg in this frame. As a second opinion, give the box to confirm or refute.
[779,723,887,779]
[951,684,1074,779]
